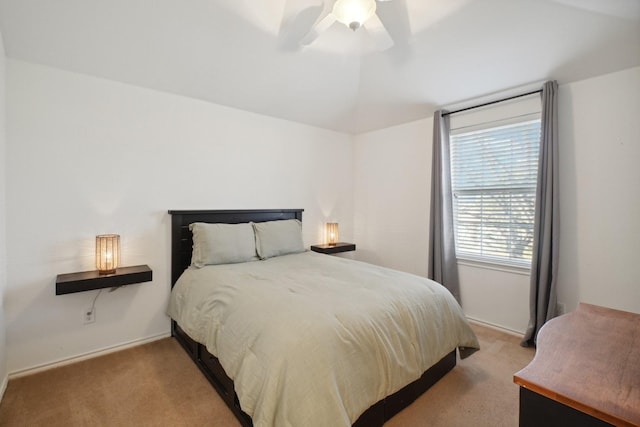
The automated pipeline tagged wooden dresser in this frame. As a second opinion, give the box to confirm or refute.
[514,303,640,427]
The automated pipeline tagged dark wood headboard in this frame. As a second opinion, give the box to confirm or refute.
[168,209,304,286]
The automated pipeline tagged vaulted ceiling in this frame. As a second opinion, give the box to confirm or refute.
[1,0,639,133]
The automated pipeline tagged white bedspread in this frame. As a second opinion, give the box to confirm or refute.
[167,251,479,427]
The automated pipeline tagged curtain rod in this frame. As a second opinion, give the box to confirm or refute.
[442,89,542,117]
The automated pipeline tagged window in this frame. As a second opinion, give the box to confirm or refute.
[450,116,541,268]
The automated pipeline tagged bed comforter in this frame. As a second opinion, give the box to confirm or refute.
[167,251,479,427]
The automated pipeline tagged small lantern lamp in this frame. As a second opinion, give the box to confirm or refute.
[96,234,120,274]
[326,223,339,246]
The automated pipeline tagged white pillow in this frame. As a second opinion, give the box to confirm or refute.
[189,222,258,267]
[253,219,305,259]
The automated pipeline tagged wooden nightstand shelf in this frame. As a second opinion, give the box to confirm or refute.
[56,264,153,295]
[310,242,356,254]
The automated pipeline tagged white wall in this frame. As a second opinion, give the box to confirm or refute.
[5,60,354,374]
[556,67,640,313]
[354,66,640,334]
[353,118,432,277]
[0,30,8,394]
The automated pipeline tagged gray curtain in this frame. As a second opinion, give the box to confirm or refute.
[522,80,560,347]
[428,110,461,304]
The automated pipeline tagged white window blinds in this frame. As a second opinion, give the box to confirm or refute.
[450,113,541,267]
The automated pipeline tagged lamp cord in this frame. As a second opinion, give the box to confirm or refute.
[89,289,103,314]
[87,286,122,318]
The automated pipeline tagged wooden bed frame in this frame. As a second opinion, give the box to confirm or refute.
[168,209,457,427]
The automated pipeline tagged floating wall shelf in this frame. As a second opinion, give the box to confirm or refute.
[310,242,356,254]
[56,264,153,295]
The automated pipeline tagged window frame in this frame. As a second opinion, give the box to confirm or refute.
[448,98,542,271]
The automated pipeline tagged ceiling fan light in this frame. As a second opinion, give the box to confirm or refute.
[332,0,377,31]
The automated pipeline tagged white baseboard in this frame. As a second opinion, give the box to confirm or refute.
[0,373,7,403]
[467,316,525,338]
[9,332,171,379]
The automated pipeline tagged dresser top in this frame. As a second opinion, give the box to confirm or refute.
[514,303,640,426]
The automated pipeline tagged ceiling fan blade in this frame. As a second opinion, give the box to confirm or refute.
[375,0,411,47]
[279,3,325,50]
[364,13,394,51]
[300,13,337,46]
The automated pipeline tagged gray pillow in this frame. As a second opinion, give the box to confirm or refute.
[253,219,305,259]
[189,222,258,267]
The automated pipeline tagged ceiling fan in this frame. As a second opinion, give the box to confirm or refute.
[286,0,408,52]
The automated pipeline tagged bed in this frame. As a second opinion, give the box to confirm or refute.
[167,209,479,427]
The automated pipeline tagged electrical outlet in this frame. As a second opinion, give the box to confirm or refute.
[84,307,96,324]
[556,302,566,316]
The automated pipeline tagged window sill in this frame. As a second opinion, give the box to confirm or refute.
[456,257,530,276]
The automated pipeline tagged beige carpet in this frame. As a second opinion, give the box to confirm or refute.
[0,323,534,426]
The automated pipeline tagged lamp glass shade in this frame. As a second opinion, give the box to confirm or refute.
[96,234,120,274]
[326,223,339,246]
[332,0,376,30]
